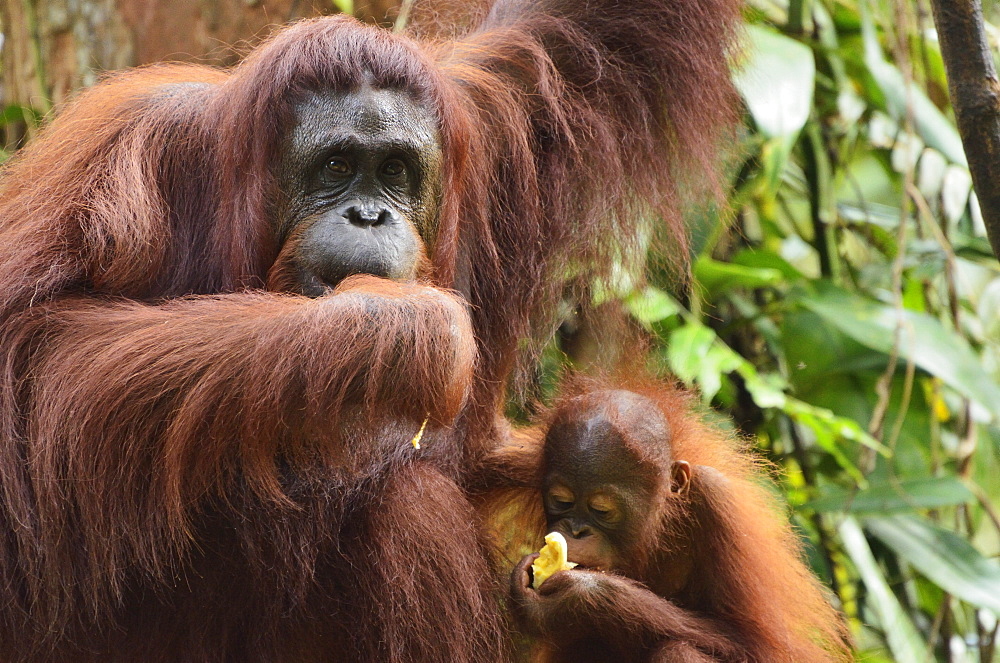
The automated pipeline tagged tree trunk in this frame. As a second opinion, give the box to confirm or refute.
[0,0,347,150]
[0,0,494,157]
[1,0,131,113]
[930,0,1000,258]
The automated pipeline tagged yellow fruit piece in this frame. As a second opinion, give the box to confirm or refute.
[531,532,577,589]
[410,417,428,449]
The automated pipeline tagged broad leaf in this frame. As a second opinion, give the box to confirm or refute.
[860,7,966,165]
[734,25,815,140]
[806,477,975,513]
[866,515,1000,615]
[694,257,785,296]
[798,282,1000,420]
[625,286,680,325]
[667,325,743,401]
[839,518,930,662]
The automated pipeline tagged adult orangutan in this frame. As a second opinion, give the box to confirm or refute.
[0,0,740,661]
[477,383,853,662]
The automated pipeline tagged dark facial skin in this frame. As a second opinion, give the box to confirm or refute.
[543,424,654,571]
[541,391,690,573]
[276,84,443,296]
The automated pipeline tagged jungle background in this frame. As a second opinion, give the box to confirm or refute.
[3,0,1000,660]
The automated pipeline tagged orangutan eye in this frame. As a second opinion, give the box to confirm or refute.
[547,489,574,512]
[589,496,620,523]
[325,156,353,176]
[381,159,406,178]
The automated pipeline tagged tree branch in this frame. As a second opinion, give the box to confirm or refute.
[930,0,1000,258]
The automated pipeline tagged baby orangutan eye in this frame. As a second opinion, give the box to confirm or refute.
[547,488,575,512]
[588,496,620,523]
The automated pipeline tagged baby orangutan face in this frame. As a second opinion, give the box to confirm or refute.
[541,390,691,574]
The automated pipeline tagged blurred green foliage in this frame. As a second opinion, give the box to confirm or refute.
[0,105,41,163]
[624,0,1000,659]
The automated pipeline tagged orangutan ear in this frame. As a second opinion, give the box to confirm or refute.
[670,460,692,495]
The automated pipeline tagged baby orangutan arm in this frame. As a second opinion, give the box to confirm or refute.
[509,555,741,662]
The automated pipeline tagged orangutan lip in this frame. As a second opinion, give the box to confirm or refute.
[568,559,608,572]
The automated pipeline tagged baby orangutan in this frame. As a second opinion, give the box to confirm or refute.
[482,385,852,662]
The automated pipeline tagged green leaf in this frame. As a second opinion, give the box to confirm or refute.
[0,104,41,127]
[624,286,680,325]
[330,0,354,14]
[694,256,785,296]
[979,279,1000,341]
[860,7,966,165]
[731,249,804,282]
[668,318,884,476]
[733,24,815,139]
[778,397,880,485]
[758,135,796,201]
[740,368,789,409]
[839,517,931,662]
[697,346,744,402]
[667,325,716,385]
[666,325,745,402]
[865,515,1000,615]
[834,151,901,209]
[805,477,975,513]
[782,310,887,388]
[735,348,886,479]
[798,282,1000,421]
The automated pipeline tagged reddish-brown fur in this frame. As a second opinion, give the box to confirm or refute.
[477,378,853,662]
[0,1,740,660]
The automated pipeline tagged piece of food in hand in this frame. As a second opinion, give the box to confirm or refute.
[531,532,578,589]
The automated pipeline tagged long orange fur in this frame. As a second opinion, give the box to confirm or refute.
[0,1,741,660]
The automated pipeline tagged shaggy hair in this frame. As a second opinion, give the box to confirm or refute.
[0,1,740,660]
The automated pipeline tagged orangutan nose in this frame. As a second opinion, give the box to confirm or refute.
[344,205,392,227]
